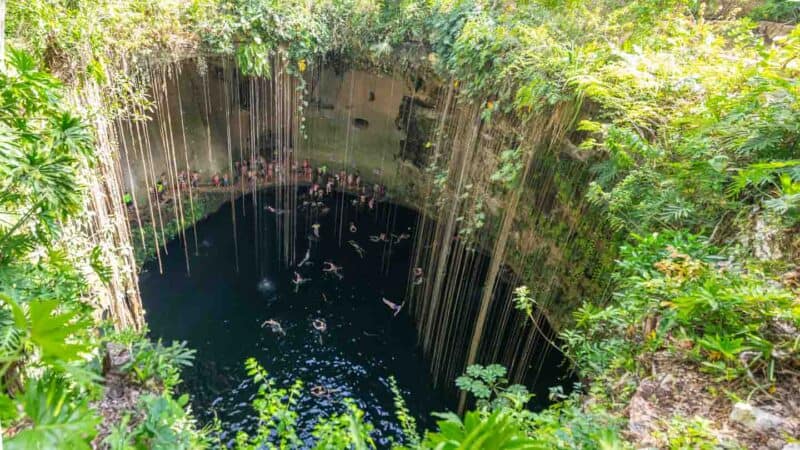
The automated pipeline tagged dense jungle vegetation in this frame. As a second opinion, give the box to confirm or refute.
[1,0,799,448]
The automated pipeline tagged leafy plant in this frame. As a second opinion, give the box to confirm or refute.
[311,400,375,450]
[456,364,508,401]
[389,376,421,447]
[5,375,99,450]
[122,339,196,391]
[422,410,536,450]
[490,148,525,190]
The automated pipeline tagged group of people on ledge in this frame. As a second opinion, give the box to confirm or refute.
[122,154,387,210]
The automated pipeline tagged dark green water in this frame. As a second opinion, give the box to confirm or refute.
[140,190,447,446]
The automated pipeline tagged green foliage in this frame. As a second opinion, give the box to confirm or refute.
[104,393,204,450]
[490,148,525,191]
[422,410,536,450]
[584,24,800,236]
[233,358,302,448]
[6,1,800,449]
[0,49,108,447]
[122,338,196,392]
[208,0,324,76]
[518,387,630,450]
[0,296,92,365]
[433,362,629,449]
[90,245,113,285]
[5,374,100,450]
[653,415,730,450]
[512,286,535,319]
[311,399,376,450]
[456,364,508,401]
[0,48,208,450]
[0,49,93,260]
[389,376,421,448]
[8,0,215,82]
[134,394,199,450]
[563,231,799,390]
[749,0,800,22]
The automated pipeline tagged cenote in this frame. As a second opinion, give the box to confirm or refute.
[140,188,570,446]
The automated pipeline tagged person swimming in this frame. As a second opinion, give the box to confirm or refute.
[369,233,389,243]
[381,298,405,317]
[297,248,312,267]
[260,319,286,336]
[348,240,366,258]
[311,223,321,238]
[322,261,343,280]
[265,205,285,214]
[413,267,424,285]
[292,271,311,287]
[310,385,329,397]
[393,232,411,243]
[312,318,327,332]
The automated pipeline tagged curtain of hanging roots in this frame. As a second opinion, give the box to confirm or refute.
[402,86,579,401]
[174,63,200,256]
[71,79,144,330]
[100,56,582,395]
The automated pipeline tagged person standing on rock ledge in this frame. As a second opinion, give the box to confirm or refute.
[123,191,133,209]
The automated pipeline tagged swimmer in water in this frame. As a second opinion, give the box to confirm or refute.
[310,385,329,397]
[382,298,405,317]
[312,223,321,238]
[292,271,311,288]
[347,240,366,258]
[297,248,312,267]
[322,261,343,280]
[413,267,424,285]
[260,319,286,336]
[265,205,284,215]
[393,232,411,243]
[312,318,327,332]
[349,222,357,233]
[369,233,389,243]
